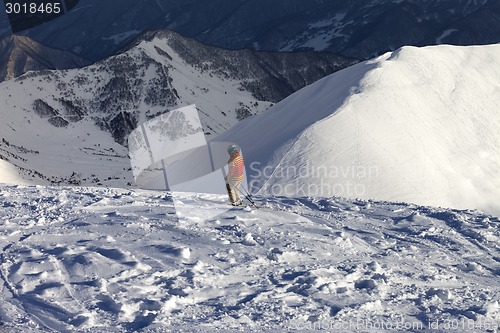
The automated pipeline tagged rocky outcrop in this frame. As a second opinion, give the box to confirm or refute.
[0,35,90,82]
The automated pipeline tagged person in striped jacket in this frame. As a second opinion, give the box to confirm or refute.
[226,145,245,206]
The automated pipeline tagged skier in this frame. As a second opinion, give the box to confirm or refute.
[225,144,245,206]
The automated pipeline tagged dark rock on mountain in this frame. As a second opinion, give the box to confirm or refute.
[132,30,356,103]
[0,35,90,82]
[7,30,355,146]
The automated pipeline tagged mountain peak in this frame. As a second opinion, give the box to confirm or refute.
[0,28,355,187]
[0,34,90,82]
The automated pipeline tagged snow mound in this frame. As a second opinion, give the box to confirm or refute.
[216,45,500,216]
[0,159,31,185]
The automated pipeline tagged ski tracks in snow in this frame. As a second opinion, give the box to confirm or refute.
[0,185,499,332]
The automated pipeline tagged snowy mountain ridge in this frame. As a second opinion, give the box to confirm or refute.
[0,35,90,82]
[215,44,500,216]
[0,30,353,187]
[1,42,498,216]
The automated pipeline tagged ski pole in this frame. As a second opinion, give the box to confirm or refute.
[240,186,257,206]
[235,186,259,208]
[240,185,253,200]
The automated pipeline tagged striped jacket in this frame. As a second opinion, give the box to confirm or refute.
[227,151,245,182]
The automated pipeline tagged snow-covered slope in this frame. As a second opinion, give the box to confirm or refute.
[0,185,498,332]
[215,44,500,216]
[0,159,30,185]
[0,30,353,186]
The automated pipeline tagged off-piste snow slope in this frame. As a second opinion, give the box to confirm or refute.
[0,186,499,332]
[0,45,499,333]
[215,44,500,216]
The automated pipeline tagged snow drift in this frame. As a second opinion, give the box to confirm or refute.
[0,159,30,185]
[215,44,500,216]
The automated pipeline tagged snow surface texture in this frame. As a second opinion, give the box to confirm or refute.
[0,185,499,332]
[215,45,500,216]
